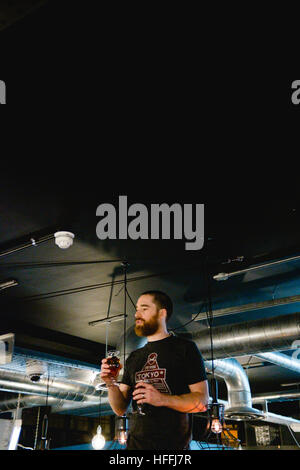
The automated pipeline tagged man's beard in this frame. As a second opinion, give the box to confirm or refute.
[135,311,160,337]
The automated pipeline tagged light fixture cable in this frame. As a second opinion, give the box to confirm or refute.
[122,262,129,369]
[204,256,225,443]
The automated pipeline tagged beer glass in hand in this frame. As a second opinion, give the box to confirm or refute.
[96,350,121,391]
[132,379,150,416]
[106,350,121,383]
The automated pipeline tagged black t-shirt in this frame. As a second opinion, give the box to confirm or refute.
[121,334,207,450]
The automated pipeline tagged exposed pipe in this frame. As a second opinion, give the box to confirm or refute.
[1,312,299,423]
[116,324,300,424]
[213,253,300,281]
[206,359,252,409]
[190,312,300,360]
[1,358,300,427]
[0,395,69,412]
[252,390,300,404]
[254,351,300,374]
[192,295,300,321]
[261,412,300,428]
[0,394,111,415]
[205,358,263,421]
[205,360,300,426]
[0,370,101,402]
[0,234,54,259]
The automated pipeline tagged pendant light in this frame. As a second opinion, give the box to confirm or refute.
[91,425,106,450]
[205,259,225,437]
[91,390,106,450]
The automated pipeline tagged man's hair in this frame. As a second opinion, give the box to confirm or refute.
[140,290,173,322]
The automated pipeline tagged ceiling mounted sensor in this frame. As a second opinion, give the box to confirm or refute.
[26,359,48,383]
[0,231,74,259]
[54,232,75,250]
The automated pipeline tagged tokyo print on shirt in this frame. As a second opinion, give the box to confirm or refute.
[135,352,171,394]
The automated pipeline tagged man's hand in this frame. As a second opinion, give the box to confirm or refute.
[100,358,123,386]
[132,380,209,413]
[132,381,167,407]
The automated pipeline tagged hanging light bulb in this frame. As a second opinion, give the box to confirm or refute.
[208,402,225,435]
[207,378,225,435]
[91,425,106,450]
[118,430,127,445]
[115,415,128,446]
[211,417,223,434]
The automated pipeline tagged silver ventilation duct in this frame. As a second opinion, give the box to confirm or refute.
[254,351,300,374]
[252,390,300,404]
[0,394,112,415]
[0,369,100,403]
[205,358,264,421]
[205,358,300,426]
[117,319,300,424]
[0,395,70,411]
[1,312,300,424]
[191,312,300,359]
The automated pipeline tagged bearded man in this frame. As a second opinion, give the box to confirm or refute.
[100,291,209,450]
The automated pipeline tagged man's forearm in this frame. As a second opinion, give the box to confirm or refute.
[107,384,130,416]
[162,391,208,413]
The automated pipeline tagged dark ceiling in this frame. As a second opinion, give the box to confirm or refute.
[0,1,299,415]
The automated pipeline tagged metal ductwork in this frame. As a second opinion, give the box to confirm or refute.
[0,350,111,416]
[206,359,300,426]
[0,395,70,412]
[116,319,300,425]
[0,394,112,415]
[0,369,101,403]
[252,390,300,404]
[191,312,300,360]
[205,358,264,421]
[254,351,300,374]
[1,312,300,424]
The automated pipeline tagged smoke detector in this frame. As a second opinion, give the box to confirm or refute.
[54,231,75,249]
[26,360,48,382]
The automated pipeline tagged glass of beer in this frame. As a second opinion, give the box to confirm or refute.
[106,350,121,381]
[95,350,121,391]
[132,379,150,416]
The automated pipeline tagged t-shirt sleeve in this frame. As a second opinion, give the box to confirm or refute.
[184,340,207,385]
